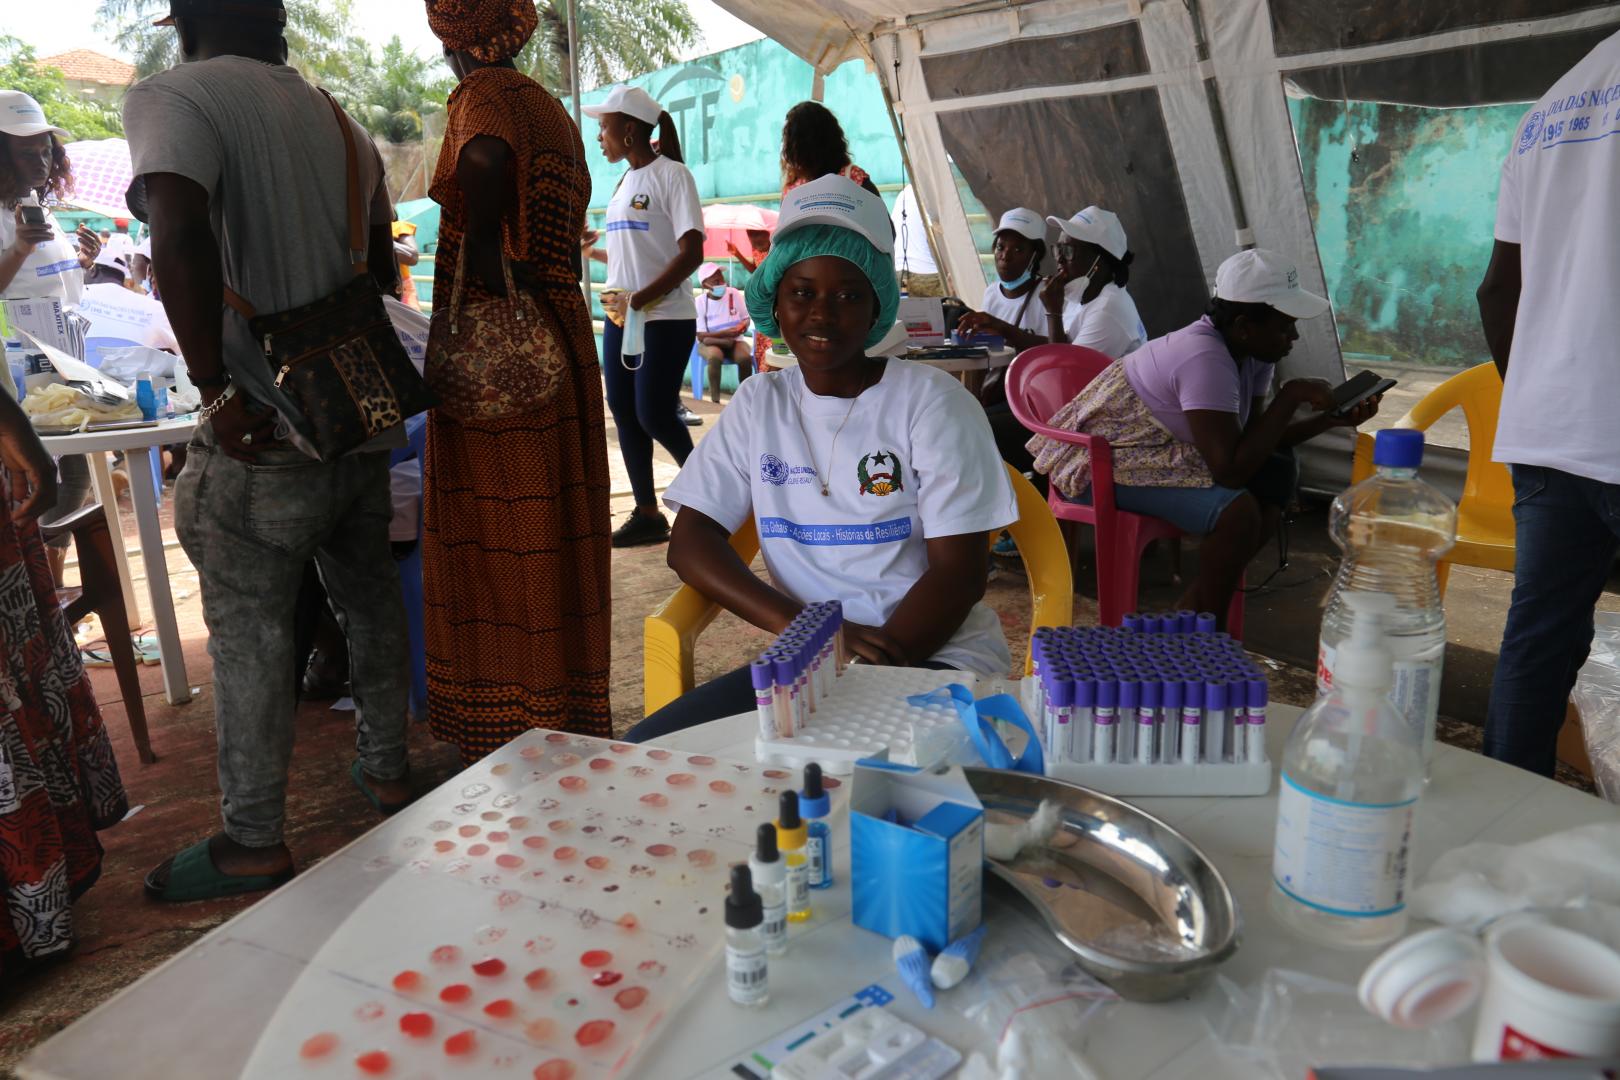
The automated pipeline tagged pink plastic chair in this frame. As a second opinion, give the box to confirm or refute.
[1006,344,1245,639]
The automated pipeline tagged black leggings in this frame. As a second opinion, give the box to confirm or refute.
[603,318,696,508]
[625,659,954,743]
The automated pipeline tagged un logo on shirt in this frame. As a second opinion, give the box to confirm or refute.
[761,454,789,486]
[1518,111,1544,155]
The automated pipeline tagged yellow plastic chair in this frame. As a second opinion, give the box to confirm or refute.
[1350,362,1513,597]
[643,463,1075,717]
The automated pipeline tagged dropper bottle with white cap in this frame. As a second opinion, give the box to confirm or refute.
[1271,592,1424,949]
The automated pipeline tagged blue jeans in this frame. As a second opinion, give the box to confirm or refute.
[602,318,696,507]
[175,426,410,847]
[1485,464,1620,777]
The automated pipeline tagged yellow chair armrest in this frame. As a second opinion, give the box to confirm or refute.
[1001,464,1073,674]
[1351,431,1376,485]
[643,518,760,717]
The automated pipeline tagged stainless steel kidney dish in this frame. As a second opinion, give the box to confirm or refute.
[964,767,1240,1001]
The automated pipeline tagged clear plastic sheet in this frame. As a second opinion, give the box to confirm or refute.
[1571,612,1620,802]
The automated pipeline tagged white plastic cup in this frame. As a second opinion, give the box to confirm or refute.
[1472,920,1620,1061]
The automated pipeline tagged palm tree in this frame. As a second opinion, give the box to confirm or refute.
[331,37,455,145]
[94,0,354,80]
[520,0,700,98]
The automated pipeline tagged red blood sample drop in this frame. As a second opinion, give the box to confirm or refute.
[523,835,548,850]
[466,843,490,857]
[617,914,639,931]
[708,780,735,795]
[392,970,422,992]
[458,825,480,838]
[355,1050,391,1075]
[575,1019,616,1047]
[645,844,676,858]
[507,816,531,829]
[533,1060,576,1080]
[298,1032,338,1060]
[546,732,570,742]
[553,846,577,861]
[579,949,612,968]
[687,755,715,766]
[439,983,473,1004]
[495,854,524,869]
[486,830,509,843]
[481,810,502,821]
[483,998,515,1019]
[471,957,506,977]
[443,1030,477,1056]
[609,742,635,754]
[763,769,789,779]
[614,987,649,1010]
[639,793,668,808]
[585,855,610,871]
[548,819,573,832]
[433,840,456,853]
[521,745,544,759]
[822,776,842,789]
[398,1012,434,1038]
[591,970,622,987]
[431,945,461,964]
[558,776,588,792]
[646,749,672,760]
[665,773,696,787]
[588,758,614,771]
[524,967,550,990]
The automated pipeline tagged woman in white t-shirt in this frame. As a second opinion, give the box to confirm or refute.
[1041,206,1148,359]
[583,85,706,549]
[695,262,751,403]
[956,207,1050,351]
[626,176,1018,741]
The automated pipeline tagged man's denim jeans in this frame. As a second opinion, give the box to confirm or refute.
[1485,464,1620,776]
[175,427,409,848]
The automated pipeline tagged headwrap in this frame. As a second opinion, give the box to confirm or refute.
[744,224,901,351]
[425,0,539,64]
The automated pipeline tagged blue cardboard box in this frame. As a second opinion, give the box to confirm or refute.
[850,760,984,952]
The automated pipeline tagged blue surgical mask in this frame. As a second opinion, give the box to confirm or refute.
[708,285,726,299]
[999,265,1035,291]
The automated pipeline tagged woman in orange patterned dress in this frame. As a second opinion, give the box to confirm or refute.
[422,0,612,761]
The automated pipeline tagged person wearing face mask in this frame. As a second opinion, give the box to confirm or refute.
[1041,207,1147,359]
[1028,250,1381,624]
[955,208,1050,351]
[695,262,751,403]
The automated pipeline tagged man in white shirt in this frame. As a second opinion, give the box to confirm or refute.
[1477,28,1620,777]
[891,184,943,297]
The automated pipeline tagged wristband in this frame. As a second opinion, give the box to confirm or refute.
[191,372,230,390]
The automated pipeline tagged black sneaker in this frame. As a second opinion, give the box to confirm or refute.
[678,404,704,427]
[612,511,671,548]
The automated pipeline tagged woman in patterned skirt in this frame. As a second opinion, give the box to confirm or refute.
[422,0,612,761]
[0,388,127,973]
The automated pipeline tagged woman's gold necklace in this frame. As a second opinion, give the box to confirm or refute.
[795,364,877,497]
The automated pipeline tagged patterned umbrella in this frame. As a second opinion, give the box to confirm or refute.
[61,139,135,219]
[701,203,778,261]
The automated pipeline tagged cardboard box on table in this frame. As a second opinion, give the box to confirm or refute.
[850,760,984,953]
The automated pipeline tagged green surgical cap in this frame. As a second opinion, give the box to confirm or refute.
[744,223,901,351]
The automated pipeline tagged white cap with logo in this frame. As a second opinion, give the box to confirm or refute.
[93,248,129,274]
[773,174,894,256]
[1047,206,1128,260]
[0,91,69,139]
[995,207,1046,242]
[581,85,663,127]
[1214,248,1330,319]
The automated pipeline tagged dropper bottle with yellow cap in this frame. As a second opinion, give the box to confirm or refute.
[775,790,811,924]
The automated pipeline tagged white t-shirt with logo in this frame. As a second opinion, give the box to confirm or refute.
[1063,282,1147,359]
[697,286,749,334]
[979,281,1046,335]
[605,154,705,322]
[664,360,1019,674]
[1492,29,1620,484]
[0,207,83,304]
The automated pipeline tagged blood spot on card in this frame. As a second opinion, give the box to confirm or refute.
[615,987,648,1010]
[763,769,789,780]
[524,967,550,990]
[483,998,515,1019]
[354,1049,391,1074]
[533,1060,576,1080]
[579,949,612,968]
[548,820,573,832]
[431,946,460,965]
[584,855,610,871]
[467,843,490,857]
[645,844,675,858]
[392,970,422,992]
[591,970,622,987]
[545,733,569,743]
[575,1020,615,1047]
[558,776,587,793]
[299,1033,338,1060]
[443,1030,476,1056]
[588,758,614,771]
[638,960,666,978]
[526,1019,557,1042]
[708,780,735,795]
[553,846,577,861]
[665,773,695,787]
[507,816,531,830]
[481,811,503,821]
[523,835,549,850]
[472,957,506,977]
[399,1013,433,1038]
[433,840,456,854]
[617,913,639,930]
[638,793,668,808]
[495,854,524,869]
[458,825,480,838]
[439,984,473,1004]
[686,849,716,868]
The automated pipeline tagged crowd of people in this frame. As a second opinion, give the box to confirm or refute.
[0,0,1606,977]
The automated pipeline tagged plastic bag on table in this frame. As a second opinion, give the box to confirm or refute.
[169,358,201,414]
[98,345,177,382]
[1205,968,1467,1078]
[1571,611,1620,802]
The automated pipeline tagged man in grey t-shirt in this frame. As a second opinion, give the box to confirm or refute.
[126,0,413,901]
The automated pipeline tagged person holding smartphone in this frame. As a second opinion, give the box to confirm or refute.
[1028,250,1381,624]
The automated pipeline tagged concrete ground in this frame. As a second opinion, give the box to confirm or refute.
[0,384,1611,1075]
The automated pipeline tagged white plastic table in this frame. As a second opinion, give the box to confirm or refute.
[40,417,197,706]
[18,707,1618,1080]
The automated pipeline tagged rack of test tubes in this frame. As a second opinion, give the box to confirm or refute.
[1027,614,1273,796]
[750,602,983,775]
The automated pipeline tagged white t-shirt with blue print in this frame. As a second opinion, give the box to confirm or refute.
[605,153,705,322]
[664,359,1018,675]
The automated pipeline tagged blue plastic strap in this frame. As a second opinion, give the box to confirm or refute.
[906,684,1045,775]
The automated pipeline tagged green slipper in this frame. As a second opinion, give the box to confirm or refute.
[351,759,412,816]
[144,837,294,903]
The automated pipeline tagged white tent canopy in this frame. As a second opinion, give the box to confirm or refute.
[715,0,1620,391]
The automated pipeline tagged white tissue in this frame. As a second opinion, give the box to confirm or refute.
[983,799,1063,862]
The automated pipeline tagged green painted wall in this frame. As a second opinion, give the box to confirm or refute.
[1289,96,1526,368]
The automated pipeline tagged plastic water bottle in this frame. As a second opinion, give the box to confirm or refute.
[1273,592,1423,948]
[4,341,26,400]
[1316,429,1455,770]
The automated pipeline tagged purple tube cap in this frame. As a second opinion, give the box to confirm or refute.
[1162,679,1183,709]
[750,659,774,689]
[1096,679,1118,708]
[1073,678,1096,708]
[1118,680,1141,710]
[1182,679,1203,707]
[1051,678,1075,708]
[1204,682,1228,710]
[1248,679,1269,709]
[1140,681,1161,708]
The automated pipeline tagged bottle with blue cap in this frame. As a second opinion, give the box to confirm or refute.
[799,763,833,890]
[1316,428,1456,771]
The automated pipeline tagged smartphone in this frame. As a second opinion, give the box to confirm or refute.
[19,204,46,227]
[1329,370,1397,417]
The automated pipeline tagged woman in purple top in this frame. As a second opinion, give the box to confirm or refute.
[1029,249,1382,623]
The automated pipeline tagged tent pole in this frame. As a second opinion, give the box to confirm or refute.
[568,0,587,302]
[875,46,952,296]
[1185,0,1252,250]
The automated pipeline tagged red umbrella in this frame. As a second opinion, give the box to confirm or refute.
[702,203,778,261]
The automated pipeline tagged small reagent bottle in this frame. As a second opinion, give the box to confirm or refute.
[749,823,788,954]
[776,790,811,923]
[800,763,833,890]
[725,863,769,1007]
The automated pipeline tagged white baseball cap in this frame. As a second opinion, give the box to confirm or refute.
[581,85,663,127]
[0,91,68,139]
[774,174,894,256]
[1047,207,1128,260]
[93,248,129,274]
[995,207,1046,242]
[1214,248,1330,319]
[697,261,721,281]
